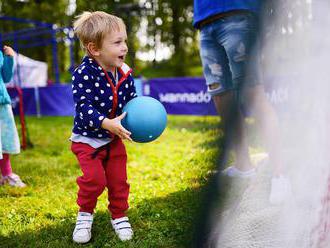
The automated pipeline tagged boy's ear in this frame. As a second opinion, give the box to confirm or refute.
[86,42,100,56]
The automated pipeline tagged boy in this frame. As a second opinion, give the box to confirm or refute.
[70,11,137,243]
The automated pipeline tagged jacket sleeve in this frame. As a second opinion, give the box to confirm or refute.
[125,74,137,103]
[1,55,14,83]
[72,72,106,129]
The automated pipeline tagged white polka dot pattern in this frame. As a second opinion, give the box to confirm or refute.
[71,56,136,138]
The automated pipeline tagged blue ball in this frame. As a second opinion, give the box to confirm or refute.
[121,96,167,143]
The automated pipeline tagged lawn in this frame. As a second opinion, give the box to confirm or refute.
[0,115,221,248]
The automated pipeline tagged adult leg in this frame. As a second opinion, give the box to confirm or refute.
[216,13,281,174]
[240,84,282,175]
[240,84,293,205]
[199,21,252,171]
[212,89,252,171]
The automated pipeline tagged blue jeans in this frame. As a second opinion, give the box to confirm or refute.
[199,13,260,96]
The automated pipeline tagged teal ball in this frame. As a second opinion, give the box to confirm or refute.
[121,96,167,143]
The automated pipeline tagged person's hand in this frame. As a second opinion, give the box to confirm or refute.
[3,45,15,57]
[101,112,132,141]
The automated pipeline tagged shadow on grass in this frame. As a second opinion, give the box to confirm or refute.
[2,116,226,247]
[0,186,209,248]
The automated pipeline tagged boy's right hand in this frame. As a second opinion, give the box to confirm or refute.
[101,112,132,141]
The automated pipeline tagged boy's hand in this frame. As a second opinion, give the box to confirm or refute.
[3,46,15,57]
[101,112,132,141]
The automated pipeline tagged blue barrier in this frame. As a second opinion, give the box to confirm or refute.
[144,77,217,116]
[8,77,217,116]
[8,85,74,116]
[8,77,288,116]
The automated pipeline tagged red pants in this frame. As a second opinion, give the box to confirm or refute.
[71,138,129,219]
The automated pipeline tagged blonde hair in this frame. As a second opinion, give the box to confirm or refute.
[73,11,126,51]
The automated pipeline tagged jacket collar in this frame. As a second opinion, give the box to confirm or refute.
[81,56,132,83]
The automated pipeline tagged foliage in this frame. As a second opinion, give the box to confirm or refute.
[0,0,200,81]
[0,115,220,247]
[143,0,199,76]
[139,61,203,79]
[0,0,71,82]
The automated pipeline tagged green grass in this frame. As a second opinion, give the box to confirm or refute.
[0,115,221,248]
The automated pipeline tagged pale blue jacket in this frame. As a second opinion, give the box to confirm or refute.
[0,50,14,105]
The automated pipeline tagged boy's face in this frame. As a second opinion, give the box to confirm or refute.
[93,29,128,72]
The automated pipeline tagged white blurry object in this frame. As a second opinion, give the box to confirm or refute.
[8,53,48,87]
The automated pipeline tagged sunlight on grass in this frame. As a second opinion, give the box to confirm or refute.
[0,115,220,247]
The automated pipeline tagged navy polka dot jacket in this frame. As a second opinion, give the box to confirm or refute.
[71,56,137,139]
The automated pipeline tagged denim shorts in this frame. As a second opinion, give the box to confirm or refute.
[199,13,260,96]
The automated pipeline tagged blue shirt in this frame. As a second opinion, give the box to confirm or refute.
[193,0,261,28]
[71,56,137,139]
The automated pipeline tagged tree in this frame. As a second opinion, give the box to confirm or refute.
[0,0,72,82]
[0,0,201,79]
[145,0,198,76]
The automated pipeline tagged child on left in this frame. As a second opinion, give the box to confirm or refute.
[0,45,26,187]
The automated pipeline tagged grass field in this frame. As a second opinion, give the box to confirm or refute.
[0,115,221,248]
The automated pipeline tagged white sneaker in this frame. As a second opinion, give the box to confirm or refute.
[73,212,93,244]
[269,175,292,205]
[0,173,26,187]
[222,166,256,178]
[111,216,133,241]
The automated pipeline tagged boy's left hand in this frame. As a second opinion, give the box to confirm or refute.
[3,46,15,57]
[101,113,133,141]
